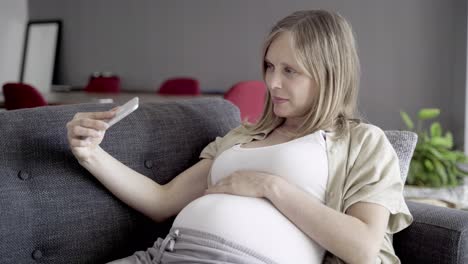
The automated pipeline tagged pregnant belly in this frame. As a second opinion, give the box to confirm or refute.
[172,193,325,264]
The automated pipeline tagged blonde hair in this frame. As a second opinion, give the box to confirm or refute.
[242,10,361,139]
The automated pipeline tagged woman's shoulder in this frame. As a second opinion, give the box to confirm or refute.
[348,121,386,141]
[215,125,258,146]
[345,122,395,154]
[224,125,251,138]
[200,125,254,160]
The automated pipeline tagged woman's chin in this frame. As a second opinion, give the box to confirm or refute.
[273,108,289,118]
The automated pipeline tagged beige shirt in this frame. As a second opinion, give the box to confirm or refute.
[199,122,413,264]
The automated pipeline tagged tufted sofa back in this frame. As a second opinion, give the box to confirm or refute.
[0,98,240,263]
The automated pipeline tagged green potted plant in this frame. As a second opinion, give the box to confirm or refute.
[400,108,468,187]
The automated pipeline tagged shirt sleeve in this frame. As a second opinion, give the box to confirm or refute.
[199,125,244,160]
[199,136,224,160]
[343,126,413,234]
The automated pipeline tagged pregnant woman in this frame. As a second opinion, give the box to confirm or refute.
[66,10,412,264]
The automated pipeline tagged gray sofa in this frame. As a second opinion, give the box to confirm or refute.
[1,97,467,263]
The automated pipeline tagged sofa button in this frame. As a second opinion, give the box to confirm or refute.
[32,249,43,260]
[18,170,30,181]
[144,160,154,169]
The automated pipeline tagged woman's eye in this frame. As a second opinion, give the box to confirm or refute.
[284,67,296,75]
[265,63,274,70]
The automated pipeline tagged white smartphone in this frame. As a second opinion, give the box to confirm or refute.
[107,97,139,128]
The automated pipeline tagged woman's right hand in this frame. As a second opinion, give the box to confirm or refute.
[66,109,117,163]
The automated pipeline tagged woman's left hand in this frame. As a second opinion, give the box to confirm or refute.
[205,170,277,198]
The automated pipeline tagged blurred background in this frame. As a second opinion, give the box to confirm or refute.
[0,0,466,150]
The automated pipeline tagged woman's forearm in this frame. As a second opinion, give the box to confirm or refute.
[80,146,169,222]
[264,177,378,264]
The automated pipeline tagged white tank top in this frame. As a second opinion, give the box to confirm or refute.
[173,130,328,264]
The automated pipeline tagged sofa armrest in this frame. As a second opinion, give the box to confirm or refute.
[394,201,468,264]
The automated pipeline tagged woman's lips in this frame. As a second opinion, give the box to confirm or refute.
[272,97,288,104]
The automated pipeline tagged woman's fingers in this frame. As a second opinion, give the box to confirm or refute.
[67,110,117,150]
[73,110,115,121]
[87,110,117,120]
[72,126,103,138]
[78,118,109,131]
[67,118,109,134]
[205,184,231,195]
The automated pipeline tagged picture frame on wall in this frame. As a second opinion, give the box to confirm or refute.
[20,20,61,94]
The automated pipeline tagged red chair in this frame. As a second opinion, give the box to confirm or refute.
[84,76,121,93]
[157,77,200,95]
[2,83,47,110]
[224,80,267,123]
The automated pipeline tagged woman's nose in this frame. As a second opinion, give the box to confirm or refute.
[266,72,282,90]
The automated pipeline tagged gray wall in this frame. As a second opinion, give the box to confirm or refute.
[29,0,466,148]
[0,0,27,85]
[453,0,467,150]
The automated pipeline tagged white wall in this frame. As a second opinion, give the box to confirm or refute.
[0,0,28,86]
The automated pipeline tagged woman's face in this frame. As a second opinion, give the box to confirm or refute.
[264,31,318,120]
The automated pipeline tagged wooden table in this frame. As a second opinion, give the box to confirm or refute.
[0,91,222,108]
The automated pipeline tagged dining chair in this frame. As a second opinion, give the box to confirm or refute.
[157,77,200,95]
[84,76,121,93]
[223,80,267,123]
[2,83,47,110]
